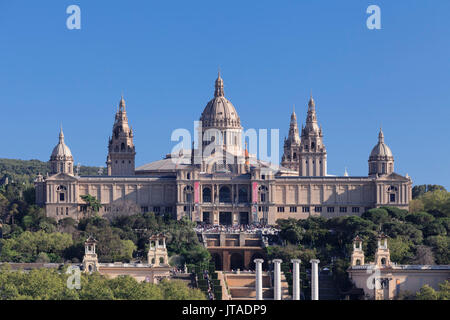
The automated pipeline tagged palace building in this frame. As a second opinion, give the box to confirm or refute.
[35,73,413,225]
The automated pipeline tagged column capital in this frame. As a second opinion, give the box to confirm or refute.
[310,259,320,264]
[291,259,301,264]
[272,259,282,263]
[254,258,264,264]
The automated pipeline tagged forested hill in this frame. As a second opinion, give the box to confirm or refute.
[0,158,104,185]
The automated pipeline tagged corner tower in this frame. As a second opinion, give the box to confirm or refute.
[368,128,394,176]
[50,126,74,175]
[106,96,136,176]
[298,96,327,176]
[281,105,301,170]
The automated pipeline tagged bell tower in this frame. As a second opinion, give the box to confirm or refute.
[82,236,99,273]
[281,105,301,170]
[106,96,136,176]
[351,235,365,266]
[374,233,391,267]
[298,95,327,176]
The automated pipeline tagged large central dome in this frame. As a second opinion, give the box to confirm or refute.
[200,72,241,129]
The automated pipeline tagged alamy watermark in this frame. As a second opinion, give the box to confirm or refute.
[66,265,81,290]
[66,5,81,30]
[170,121,280,170]
[366,5,381,30]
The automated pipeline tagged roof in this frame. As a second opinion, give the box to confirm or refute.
[136,151,192,172]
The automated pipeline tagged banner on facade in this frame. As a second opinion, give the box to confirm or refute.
[252,182,258,204]
[194,181,200,203]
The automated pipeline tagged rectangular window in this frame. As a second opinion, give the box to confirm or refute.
[59,193,65,201]
[141,206,149,213]
[261,175,266,180]
[390,194,396,202]
[260,193,266,202]
[314,206,322,213]
[290,206,297,213]
[339,207,347,213]
[277,207,285,213]
[153,206,161,213]
[66,207,68,215]
[302,206,310,213]
[327,207,335,213]
[352,207,360,213]
[165,207,173,213]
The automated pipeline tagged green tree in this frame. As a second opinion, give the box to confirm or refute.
[416,284,438,300]
[80,194,102,218]
[158,279,206,300]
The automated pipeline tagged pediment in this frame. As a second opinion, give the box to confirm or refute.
[46,173,79,182]
[377,172,410,181]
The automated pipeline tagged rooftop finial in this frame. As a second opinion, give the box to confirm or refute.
[214,69,224,97]
[378,127,384,143]
[119,94,126,111]
[59,124,64,142]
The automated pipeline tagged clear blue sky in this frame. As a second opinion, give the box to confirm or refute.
[0,1,449,189]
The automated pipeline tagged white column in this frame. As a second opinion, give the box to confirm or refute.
[310,259,320,300]
[254,259,264,300]
[291,259,301,300]
[273,259,282,300]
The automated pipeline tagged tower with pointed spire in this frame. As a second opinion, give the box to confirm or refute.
[106,96,136,176]
[281,105,301,170]
[298,95,327,176]
[50,126,74,175]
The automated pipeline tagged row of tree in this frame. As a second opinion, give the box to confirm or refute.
[0,265,205,300]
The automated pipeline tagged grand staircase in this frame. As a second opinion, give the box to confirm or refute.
[318,272,340,300]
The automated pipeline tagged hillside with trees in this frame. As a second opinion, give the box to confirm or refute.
[0,265,205,300]
[0,158,104,186]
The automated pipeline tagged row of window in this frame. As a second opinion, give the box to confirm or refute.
[141,206,173,214]
[56,207,69,216]
[277,206,361,213]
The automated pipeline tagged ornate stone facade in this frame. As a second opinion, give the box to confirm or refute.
[35,73,413,224]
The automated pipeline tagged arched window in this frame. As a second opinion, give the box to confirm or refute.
[121,143,125,151]
[259,185,268,203]
[159,257,164,264]
[57,185,67,202]
[388,186,398,203]
[151,258,155,264]
[381,258,386,265]
[184,186,193,203]
[203,187,212,203]
[356,259,361,265]
[219,186,231,203]
[238,187,248,203]
[114,145,119,152]
[311,142,315,149]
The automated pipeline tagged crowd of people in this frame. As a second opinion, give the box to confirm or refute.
[194,223,279,235]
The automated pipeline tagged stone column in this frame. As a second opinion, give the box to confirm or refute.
[254,259,264,300]
[273,259,282,300]
[310,259,320,300]
[291,259,301,300]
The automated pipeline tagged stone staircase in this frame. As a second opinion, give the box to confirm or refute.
[318,273,340,300]
[222,271,290,300]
